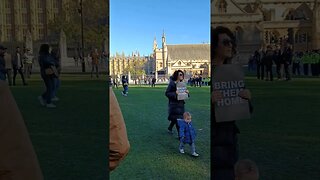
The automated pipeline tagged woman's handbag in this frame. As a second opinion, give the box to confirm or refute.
[45,66,59,77]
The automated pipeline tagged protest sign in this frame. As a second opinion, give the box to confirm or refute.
[213,64,251,122]
[176,82,188,100]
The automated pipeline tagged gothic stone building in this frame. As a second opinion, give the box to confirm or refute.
[212,0,320,63]
[153,32,210,80]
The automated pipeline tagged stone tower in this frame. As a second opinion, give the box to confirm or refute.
[162,30,168,72]
[313,0,320,49]
[153,37,157,51]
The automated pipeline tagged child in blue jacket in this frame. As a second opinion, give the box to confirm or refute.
[178,112,199,157]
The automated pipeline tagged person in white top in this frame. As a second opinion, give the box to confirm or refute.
[23,48,33,79]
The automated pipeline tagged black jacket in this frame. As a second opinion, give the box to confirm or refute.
[165,80,186,121]
[0,55,5,73]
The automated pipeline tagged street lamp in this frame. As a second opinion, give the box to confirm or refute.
[78,0,85,72]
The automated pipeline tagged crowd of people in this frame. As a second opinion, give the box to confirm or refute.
[187,75,210,87]
[0,46,35,85]
[248,44,320,81]
[73,48,108,79]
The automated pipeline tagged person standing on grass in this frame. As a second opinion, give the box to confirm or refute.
[4,50,13,85]
[121,75,128,96]
[113,78,118,89]
[50,48,61,102]
[91,48,99,78]
[211,26,253,180]
[282,44,293,81]
[12,47,27,86]
[38,44,57,108]
[23,48,33,79]
[274,45,283,80]
[165,70,189,136]
[177,112,199,157]
[0,45,7,81]
[152,76,156,87]
[263,45,274,81]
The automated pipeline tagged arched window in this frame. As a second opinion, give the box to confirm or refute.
[217,0,227,13]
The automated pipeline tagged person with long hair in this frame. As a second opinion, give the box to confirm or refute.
[165,70,189,137]
[211,26,253,180]
[37,44,56,108]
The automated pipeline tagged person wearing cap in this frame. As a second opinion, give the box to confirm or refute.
[4,51,13,86]
[0,45,7,81]
[12,47,27,86]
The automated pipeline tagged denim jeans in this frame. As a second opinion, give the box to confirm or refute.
[41,75,54,104]
[179,141,196,154]
[123,85,128,94]
[51,78,60,98]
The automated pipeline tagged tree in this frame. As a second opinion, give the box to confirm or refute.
[124,58,146,85]
[48,0,108,51]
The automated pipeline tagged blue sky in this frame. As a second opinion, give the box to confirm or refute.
[110,0,210,56]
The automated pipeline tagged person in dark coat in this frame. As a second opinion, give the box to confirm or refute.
[274,45,283,80]
[254,50,263,80]
[121,75,128,96]
[165,70,189,136]
[177,112,199,157]
[37,44,56,108]
[262,45,274,81]
[282,44,293,80]
[12,47,27,86]
[0,45,7,81]
[50,48,61,101]
[152,77,156,87]
[211,26,253,180]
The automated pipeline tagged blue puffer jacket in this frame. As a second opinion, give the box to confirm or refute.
[178,119,196,144]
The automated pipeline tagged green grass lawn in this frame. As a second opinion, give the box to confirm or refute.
[10,74,108,180]
[10,74,320,180]
[239,77,320,180]
[110,85,211,179]
[111,77,320,180]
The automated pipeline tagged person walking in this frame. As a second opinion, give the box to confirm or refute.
[165,70,189,137]
[91,48,99,78]
[37,44,56,108]
[12,47,27,86]
[4,50,13,85]
[50,48,61,102]
[0,45,7,81]
[121,75,128,96]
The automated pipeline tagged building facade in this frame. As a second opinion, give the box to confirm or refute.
[212,0,320,63]
[109,52,153,81]
[0,0,69,43]
[153,32,210,80]
[110,33,210,82]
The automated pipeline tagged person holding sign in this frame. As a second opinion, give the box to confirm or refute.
[165,70,189,137]
[211,26,253,180]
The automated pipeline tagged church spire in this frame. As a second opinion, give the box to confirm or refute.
[153,36,157,51]
[162,29,166,47]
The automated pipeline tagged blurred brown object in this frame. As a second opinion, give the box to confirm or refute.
[109,88,130,171]
[0,80,43,180]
